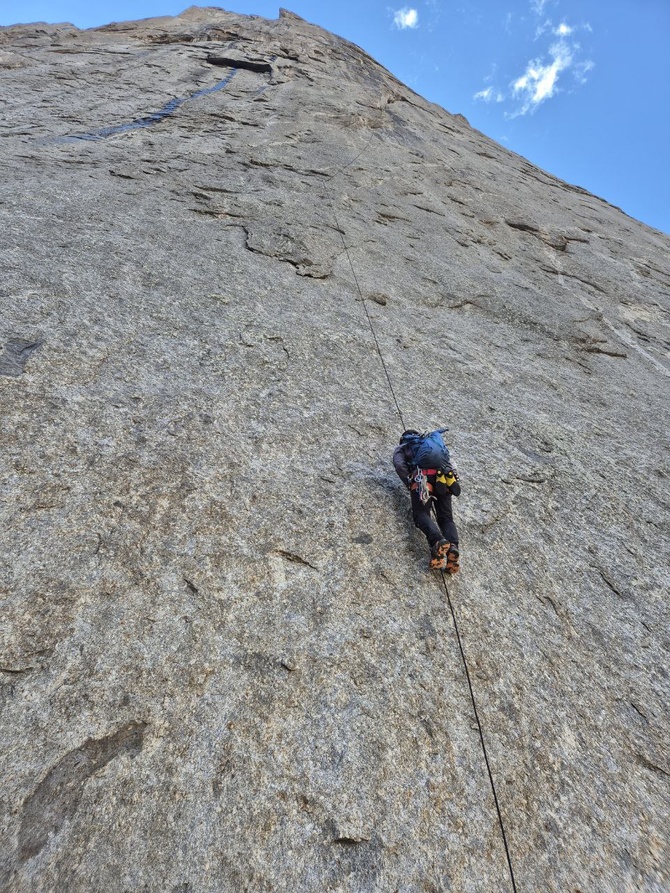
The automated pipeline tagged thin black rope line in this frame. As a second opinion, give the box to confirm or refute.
[440,570,519,893]
[322,121,406,425]
[328,124,517,893]
[332,208,406,430]
[325,137,376,185]
[326,127,407,427]
[323,112,382,185]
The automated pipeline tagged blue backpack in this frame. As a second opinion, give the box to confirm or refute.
[401,428,451,471]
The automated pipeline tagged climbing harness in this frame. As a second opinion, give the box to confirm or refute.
[410,467,434,505]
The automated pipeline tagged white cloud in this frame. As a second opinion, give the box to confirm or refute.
[474,87,505,103]
[534,19,551,38]
[476,10,594,116]
[512,40,573,113]
[574,59,595,84]
[393,7,419,29]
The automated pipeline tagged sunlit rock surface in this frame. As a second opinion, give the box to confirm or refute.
[1,7,669,892]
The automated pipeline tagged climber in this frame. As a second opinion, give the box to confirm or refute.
[393,428,461,573]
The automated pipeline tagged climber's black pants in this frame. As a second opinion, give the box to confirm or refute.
[411,487,459,549]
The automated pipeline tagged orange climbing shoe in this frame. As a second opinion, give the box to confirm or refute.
[429,539,450,570]
[445,546,460,575]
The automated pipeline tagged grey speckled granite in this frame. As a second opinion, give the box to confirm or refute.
[1,7,669,892]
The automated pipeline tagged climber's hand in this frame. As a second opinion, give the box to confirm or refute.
[444,471,461,496]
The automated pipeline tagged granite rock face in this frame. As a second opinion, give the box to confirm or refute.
[1,7,669,892]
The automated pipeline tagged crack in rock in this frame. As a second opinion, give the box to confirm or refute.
[206,54,273,74]
[272,549,317,569]
[244,224,336,278]
[505,217,589,252]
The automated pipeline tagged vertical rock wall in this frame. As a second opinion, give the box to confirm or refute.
[1,8,669,892]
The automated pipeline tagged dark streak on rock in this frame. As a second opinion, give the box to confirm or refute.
[109,169,137,179]
[505,218,540,234]
[273,549,317,570]
[540,267,606,293]
[538,595,560,618]
[191,207,246,220]
[419,715,435,740]
[411,203,445,216]
[352,534,374,544]
[448,299,480,310]
[206,54,273,74]
[19,721,147,863]
[583,344,628,359]
[0,338,43,377]
[596,568,623,598]
[636,752,670,778]
[630,702,648,721]
[505,218,588,252]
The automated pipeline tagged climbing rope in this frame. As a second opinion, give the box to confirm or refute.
[332,207,406,430]
[328,127,519,893]
[323,120,406,427]
[440,569,519,893]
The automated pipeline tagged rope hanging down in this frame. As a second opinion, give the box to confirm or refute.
[327,130,518,893]
[440,571,519,893]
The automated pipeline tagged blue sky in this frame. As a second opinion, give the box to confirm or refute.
[2,0,668,234]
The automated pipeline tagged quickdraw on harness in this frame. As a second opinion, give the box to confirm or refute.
[411,467,438,505]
